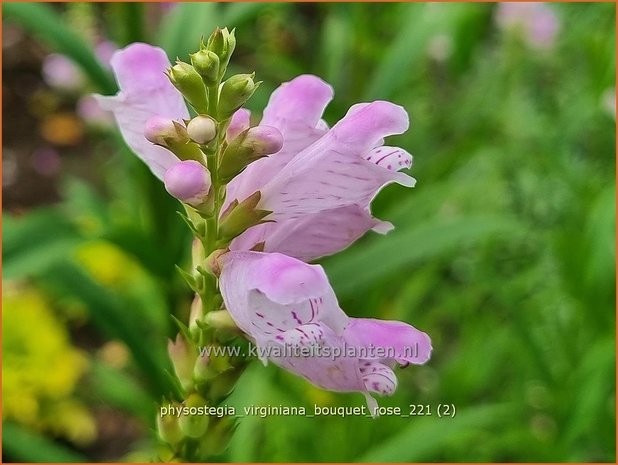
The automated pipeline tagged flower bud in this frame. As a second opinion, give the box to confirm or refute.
[168,334,197,393]
[178,393,209,438]
[186,115,217,145]
[206,27,236,76]
[157,407,184,446]
[190,49,220,86]
[226,108,251,142]
[193,350,213,383]
[204,309,237,330]
[218,73,260,120]
[145,116,189,146]
[168,60,209,113]
[189,295,203,338]
[219,126,283,182]
[164,161,212,207]
[196,249,226,279]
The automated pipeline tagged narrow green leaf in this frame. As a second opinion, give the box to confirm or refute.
[325,215,525,298]
[2,421,87,463]
[3,2,116,94]
[3,210,83,280]
[87,360,154,421]
[43,261,178,399]
[364,3,471,99]
[359,403,513,462]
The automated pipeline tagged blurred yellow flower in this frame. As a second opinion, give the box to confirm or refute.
[76,241,142,288]
[2,284,96,445]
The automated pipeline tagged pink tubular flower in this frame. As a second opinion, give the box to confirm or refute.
[95,43,189,179]
[98,44,413,259]
[219,251,432,410]
[229,75,414,261]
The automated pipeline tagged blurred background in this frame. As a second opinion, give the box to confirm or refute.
[2,2,616,462]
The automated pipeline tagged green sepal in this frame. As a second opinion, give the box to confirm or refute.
[175,265,200,293]
[219,191,272,239]
[218,73,260,120]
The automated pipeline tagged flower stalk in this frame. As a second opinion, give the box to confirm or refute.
[155,27,249,462]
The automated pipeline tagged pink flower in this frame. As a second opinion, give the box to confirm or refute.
[95,43,190,179]
[495,2,560,50]
[42,53,86,91]
[228,75,414,261]
[98,44,414,260]
[219,251,432,410]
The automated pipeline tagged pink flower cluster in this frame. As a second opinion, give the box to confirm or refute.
[97,43,432,410]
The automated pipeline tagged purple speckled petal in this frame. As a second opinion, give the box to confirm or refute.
[276,323,325,347]
[258,101,414,222]
[218,252,349,343]
[344,318,432,365]
[364,146,413,171]
[359,361,398,396]
[231,205,393,262]
[95,43,189,179]
[268,323,366,392]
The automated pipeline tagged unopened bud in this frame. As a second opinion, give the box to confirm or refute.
[193,350,213,383]
[202,248,228,277]
[206,27,236,76]
[168,61,208,113]
[157,407,183,446]
[189,294,202,338]
[144,116,189,146]
[187,115,217,144]
[164,161,211,207]
[218,73,260,120]
[204,309,237,330]
[226,108,251,142]
[178,393,209,438]
[242,126,284,155]
[168,334,197,393]
[219,125,283,182]
[190,49,220,86]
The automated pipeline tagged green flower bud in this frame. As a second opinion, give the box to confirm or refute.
[188,294,202,339]
[219,191,271,239]
[218,73,260,120]
[190,49,220,86]
[178,393,210,439]
[168,334,197,393]
[204,309,237,330]
[206,27,236,76]
[168,60,209,113]
[157,406,184,446]
[186,115,217,144]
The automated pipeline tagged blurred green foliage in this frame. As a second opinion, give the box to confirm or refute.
[2,2,615,462]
